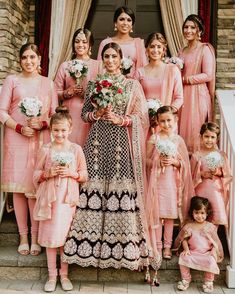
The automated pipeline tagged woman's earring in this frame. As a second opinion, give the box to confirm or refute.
[89,48,92,56]
[130,27,133,33]
[198,32,201,40]
[114,24,117,31]
[37,62,42,73]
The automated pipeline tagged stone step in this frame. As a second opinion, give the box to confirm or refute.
[0,246,229,283]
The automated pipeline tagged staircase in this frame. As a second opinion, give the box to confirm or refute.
[0,211,229,284]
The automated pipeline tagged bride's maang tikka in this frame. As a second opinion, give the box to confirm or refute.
[76,30,86,40]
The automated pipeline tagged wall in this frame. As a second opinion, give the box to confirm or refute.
[0,0,35,84]
[217,0,235,89]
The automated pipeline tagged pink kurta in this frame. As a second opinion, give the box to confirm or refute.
[97,37,148,77]
[178,43,215,153]
[33,143,88,248]
[54,59,100,146]
[134,63,183,110]
[147,134,194,224]
[174,222,224,274]
[0,75,58,196]
[191,151,232,226]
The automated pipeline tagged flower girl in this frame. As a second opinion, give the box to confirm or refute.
[174,196,223,293]
[191,122,232,226]
[146,106,194,262]
[33,106,87,292]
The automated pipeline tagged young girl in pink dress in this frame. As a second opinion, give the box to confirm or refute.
[97,6,147,77]
[174,196,223,293]
[33,106,87,292]
[178,14,216,154]
[0,43,57,256]
[146,106,194,262]
[191,122,232,227]
[54,28,101,146]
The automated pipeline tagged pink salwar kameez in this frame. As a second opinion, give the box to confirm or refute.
[54,59,100,146]
[178,43,216,153]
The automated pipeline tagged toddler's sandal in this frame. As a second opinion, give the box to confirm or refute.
[44,279,57,292]
[18,243,29,256]
[177,279,190,291]
[60,277,73,291]
[30,243,41,256]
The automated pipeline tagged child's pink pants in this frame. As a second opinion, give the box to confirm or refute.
[13,193,38,236]
[156,218,174,249]
[46,247,68,278]
[180,265,214,282]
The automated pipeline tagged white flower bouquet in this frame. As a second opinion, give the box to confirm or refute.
[51,151,74,166]
[90,74,126,109]
[204,151,224,171]
[156,139,177,173]
[18,96,42,117]
[121,57,133,75]
[147,99,162,118]
[164,56,184,70]
[67,59,88,85]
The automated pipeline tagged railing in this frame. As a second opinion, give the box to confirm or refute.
[217,89,235,288]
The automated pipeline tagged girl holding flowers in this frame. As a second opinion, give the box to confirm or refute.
[0,43,57,256]
[54,28,101,146]
[146,106,194,261]
[190,122,232,227]
[63,42,161,276]
[33,106,87,292]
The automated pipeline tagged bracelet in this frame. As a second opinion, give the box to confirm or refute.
[40,121,48,130]
[91,111,99,121]
[63,90,73,99]
[15,123,23,134]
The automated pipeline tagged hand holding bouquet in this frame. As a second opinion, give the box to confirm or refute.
[67,59,88,85]
[156,139,177,173]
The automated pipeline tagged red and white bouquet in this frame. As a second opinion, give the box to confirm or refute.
[90,75,126,108]
[67,59,88,85]
[164,56,184,70]
[18,96,42,117]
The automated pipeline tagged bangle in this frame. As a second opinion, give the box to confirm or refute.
[91,111,99,121]
[40,121,48,130]
[63,90,73,99]
[15,123,23,134]
[118,116,125,126]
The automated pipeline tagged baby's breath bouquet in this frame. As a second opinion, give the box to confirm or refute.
[90,74,126,108]
[147,99,162,118]
[18,96,42,117]
[156,139,177,173]
[67,59,88,85]
[51,151,75,186]
[204,151,224,171]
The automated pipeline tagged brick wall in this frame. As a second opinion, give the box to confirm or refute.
[217,0,235,89]
[0,0,35,84]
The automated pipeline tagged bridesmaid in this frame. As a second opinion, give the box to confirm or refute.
[0,43,57,255]
[178,14,216,154]
[54,28,101,147]
[134,32,183,131]
[97,6,147,77]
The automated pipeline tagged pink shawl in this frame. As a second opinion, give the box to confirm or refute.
[33,143,88,221]
[146,133,195,229]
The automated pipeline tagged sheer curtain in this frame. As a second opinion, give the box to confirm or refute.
[48,0,92,79]
[159,0,198,56]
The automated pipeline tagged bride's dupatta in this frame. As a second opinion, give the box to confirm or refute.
[125,79,162,270]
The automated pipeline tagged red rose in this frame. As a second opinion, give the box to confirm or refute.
[117,88,123,94]
[96,85,102,92]
[101,80,112,87]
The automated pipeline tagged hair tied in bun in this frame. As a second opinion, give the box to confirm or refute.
[55,106,69,114]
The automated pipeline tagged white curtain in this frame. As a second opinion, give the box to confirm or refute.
[181,0,198,20]
[48,0,92,79]
[159,0,198,56]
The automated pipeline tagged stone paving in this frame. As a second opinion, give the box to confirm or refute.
[0,280,234,294]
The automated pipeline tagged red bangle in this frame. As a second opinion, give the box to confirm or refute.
[15,123,23,134]
[41,121,48,130]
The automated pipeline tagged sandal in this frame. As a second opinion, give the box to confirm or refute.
[151,271,160,287]
[44,279,57,292]
[18,243,30,256]
[177,279,190,291]
[60,277,73,291]
[144,267,151,284]
[202,281,213,293]
[30,243,41,256]
[163,248,172,260]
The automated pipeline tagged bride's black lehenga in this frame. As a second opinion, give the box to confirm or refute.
[63,77,161,270]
